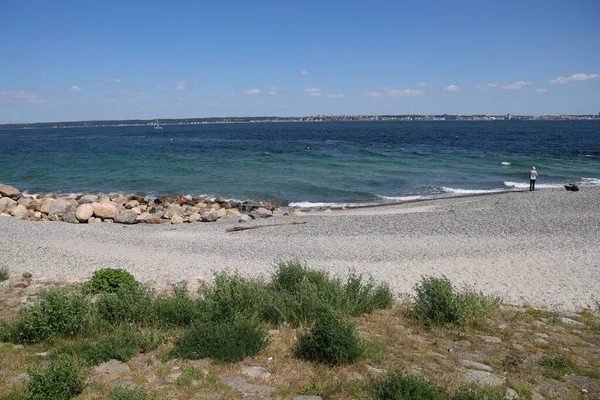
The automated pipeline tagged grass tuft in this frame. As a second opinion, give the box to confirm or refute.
[109,387,155,400]
[26,354,85,400]
[294,309,363,366]
[2,288,90,344]
[371,371,449,400]
[170,315,269,363]
[0,266,9,282]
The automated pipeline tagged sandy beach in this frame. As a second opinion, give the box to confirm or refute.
[1,188,599,312]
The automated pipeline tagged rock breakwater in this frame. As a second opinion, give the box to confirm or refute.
[0,184,282,225]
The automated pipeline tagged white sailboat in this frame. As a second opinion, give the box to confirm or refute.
[153,119,163,130]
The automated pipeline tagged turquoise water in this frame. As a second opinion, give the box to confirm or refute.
[1,121,598,207]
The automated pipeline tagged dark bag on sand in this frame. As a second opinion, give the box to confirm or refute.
[564,184,579,192]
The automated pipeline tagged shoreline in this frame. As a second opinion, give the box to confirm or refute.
[1,187,599,312]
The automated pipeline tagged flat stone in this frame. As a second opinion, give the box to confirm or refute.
[241,366,271,379]
[460,359,493,372]
[463,370,506,387]
[505,388,519,399]
[110,378,136,389]
[219,376,275,395]
[560,317,584,327]
[482,336,502,344]
[531,391,545,400]
[366,365,387,374]
[94,359,130,375]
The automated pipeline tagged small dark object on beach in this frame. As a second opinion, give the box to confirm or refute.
[564,184,579,192]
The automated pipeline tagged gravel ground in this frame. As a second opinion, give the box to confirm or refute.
[1,188,599,311]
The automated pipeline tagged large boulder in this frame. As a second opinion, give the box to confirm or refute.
[10,204,28,218]
[92,202,118,220]
[144,214,161,224]
[78,194,97,204]
[76,203,94,222]
[0,184,21,200]
[114,212,138,224]
[0,197,17,214]
[202,210,218,222]
[250,207,273,218]
[188,212,202,223]
[40,198,55,214]
[62,211,79,224]
[48,199,75,217]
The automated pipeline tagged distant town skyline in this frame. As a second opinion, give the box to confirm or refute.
[1,0,599,123]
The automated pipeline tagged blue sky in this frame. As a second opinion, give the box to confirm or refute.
[1,0,599,123]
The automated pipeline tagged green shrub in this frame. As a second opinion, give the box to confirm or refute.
[413,276,499,328]
[95,286,155,326]
[153,284,201,326]
[109,387,154,400]
[343,272,394,315]
[170,316,269,363]
[54,327,164,366]
[0,266,9,282]
[26,354,85,400]
[539,356,574,371]
[2,288,90,344]
[86,268,140,294]
[198,272,267,323]
[22,272,32,279]
[372,371,449,400]
[293,309,363,366]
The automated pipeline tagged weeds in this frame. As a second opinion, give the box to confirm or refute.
[86,267,140,294]
[2,288,90,344]
[26,354,85,400]
[294,309,363,366]
[109,387,154,400]
[372,371,449,400]
[170,316,269,363]
[0,266,8,282]
[94,286,156,326]
[153,284,201,326]
[413,276,499,328]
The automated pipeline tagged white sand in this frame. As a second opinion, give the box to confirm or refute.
[1,188,599,311]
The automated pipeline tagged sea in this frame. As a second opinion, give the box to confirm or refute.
[1,120,599,209]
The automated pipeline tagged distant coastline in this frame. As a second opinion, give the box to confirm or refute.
[2,113,599,130]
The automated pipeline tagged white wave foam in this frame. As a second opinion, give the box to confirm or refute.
[579,177,600,186]
[288,201,351,209]
[379,195,424,202]
[503,181,564,189]
[501,161,511,165]
[440,187,508,194]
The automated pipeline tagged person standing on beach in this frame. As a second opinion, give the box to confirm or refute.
[529,166,538,191]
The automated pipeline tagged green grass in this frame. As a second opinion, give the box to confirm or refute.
[2,288,91,344]
[0,266,9,282]
[94,286,156,326]
[169,316,269,363]
[26,354,85,400]
[293,309,364,366]
[109,387,155,400]
[371,371,449,400]
[412,276,500,328]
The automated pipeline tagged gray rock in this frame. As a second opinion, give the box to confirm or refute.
[62,211,79,224]
[460,359,493,372]
[110,378,136,389]
[531,391,544,400]
[241,365,271,379]
[76,203,94,222]
[482,336,502,344]
[0,197,17,214]
[239,214,252,222]
[366,365,387,374]
[219,376,275,395]
[114,212,138,224]
[202,210,218,222]
[78,195,97,204]
[560,317,584,327]
[10,204,28,218]
[463,370,506,387]
[505,388,519,399]
[292,396,323,400]
[250,207,273,218]
[48,200,74,217]
[0,184,21,200]
[93,359,130,375]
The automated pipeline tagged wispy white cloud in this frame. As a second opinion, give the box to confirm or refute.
[386,88,425,96]
[268,91,277,95]
[444,85,459,91]
[0,90,46,103]
[305,88,322,93]
[68,86,82,92]
[309,93,322,97]
[117,90,143,97]
[550,73,598,84]
[300,70,308,75]
[416,82,428,87]
[534,88,548,93]
[487,83,498,87]
[97,78,122,86]
[154,86,168,91]
[268,86,282,95]
[328,94,345,98]
[362,92,384,98]
[242,89,261,95]
[502,81,532,90]
[175,85,186,90]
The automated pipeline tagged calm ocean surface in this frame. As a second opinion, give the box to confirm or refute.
[1,121,599,208]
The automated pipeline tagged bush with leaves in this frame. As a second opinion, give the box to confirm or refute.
[95,285,156,326]
[26,354,85,400]
[86,267,140,294]
[294,308,363,366]
[413,276,499,328]
[0,266,9,282]
[153,283,201,326]
[170,315,269,363]
[2,288,90,344]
